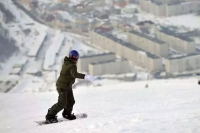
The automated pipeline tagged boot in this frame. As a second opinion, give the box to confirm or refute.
[62,110,76,120]
[45,109,58,123]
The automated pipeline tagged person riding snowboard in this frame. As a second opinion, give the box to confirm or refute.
[45,50,94,123]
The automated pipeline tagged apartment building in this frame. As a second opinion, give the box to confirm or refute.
[156,26,196,54]
[140,0,167,16]
[93,0,106,6]
[165,53,200,74]
[57,0,70,3]
[89,30,162,72]
[140,0,200,16]
[115,0,128,7]
[127,30,168,57]
[77,53,116,72]
[152,0,185,4]
[89,59,130,76]
[19,0,33,3]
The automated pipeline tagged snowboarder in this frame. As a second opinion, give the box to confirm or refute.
[45,50,94,123]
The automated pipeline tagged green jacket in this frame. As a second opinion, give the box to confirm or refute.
[56,57,85,89]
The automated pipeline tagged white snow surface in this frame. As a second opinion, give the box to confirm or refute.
[27,31,46,57]
[57,11,75,22]
[1,78,200,133]
[43,30,64,70]
[9,77,46,93]
[164,14,200,29]
[136,13,200,30]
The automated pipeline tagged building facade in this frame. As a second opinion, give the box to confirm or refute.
[140,0,200,16]
[115,0,127,7]
[57,0,70,3]
[19,0,33,3]
[77,53,116,72]
[152,0,184,4]
[127,30,168,57]
[89,59,130,76]
[165,54,200,74]
[156,27,196,54]
[89,30,163,72]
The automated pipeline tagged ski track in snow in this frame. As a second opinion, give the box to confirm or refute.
[0,78,200,133]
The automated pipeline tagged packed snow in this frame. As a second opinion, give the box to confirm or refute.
[164,14,200,30]
[1,78,200,133]
[12,57,28,68]
[9,77,46,93]
[43,30,64,71]
[136,13,200,30]
[27,32,46,57]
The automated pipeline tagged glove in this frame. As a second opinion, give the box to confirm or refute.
[84,75,94,82]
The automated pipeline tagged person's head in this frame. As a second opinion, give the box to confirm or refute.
[69,50,79,63]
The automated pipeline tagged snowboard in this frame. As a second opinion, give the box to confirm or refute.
[35,113,87,126]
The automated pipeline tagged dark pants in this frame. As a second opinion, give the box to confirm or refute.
[47,88,75,116]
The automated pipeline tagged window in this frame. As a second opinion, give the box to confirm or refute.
[185,59,194,71]
[185,60,189,66]
[196,58,200,65]
[196,58,200,69]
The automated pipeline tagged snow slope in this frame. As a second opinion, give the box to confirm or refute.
[1,78,200,133]
[43,30,64,71]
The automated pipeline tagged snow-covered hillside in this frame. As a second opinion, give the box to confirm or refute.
[0,0,103,92]
[1,78,200,133]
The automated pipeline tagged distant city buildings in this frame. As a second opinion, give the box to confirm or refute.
[140,0,200,16]
[127,30,168,57]
[89,28,163,73]
[88,21,200,76]
[155,26,196,54]
[165,54,200,74]
[77,53,116,72]
[16,0,200,77]
[57,0,70,3]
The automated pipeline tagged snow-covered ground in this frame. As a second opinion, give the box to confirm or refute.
[1,78,200,133]
[0,0,50,74]
[43,30,64,71]
[136,13,200,30]
[164,14,200,30]
[9,76,47,93]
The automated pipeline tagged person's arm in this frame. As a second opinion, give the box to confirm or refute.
[70,65,85,79]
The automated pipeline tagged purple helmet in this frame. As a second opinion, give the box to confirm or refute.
[69,50,79,61]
